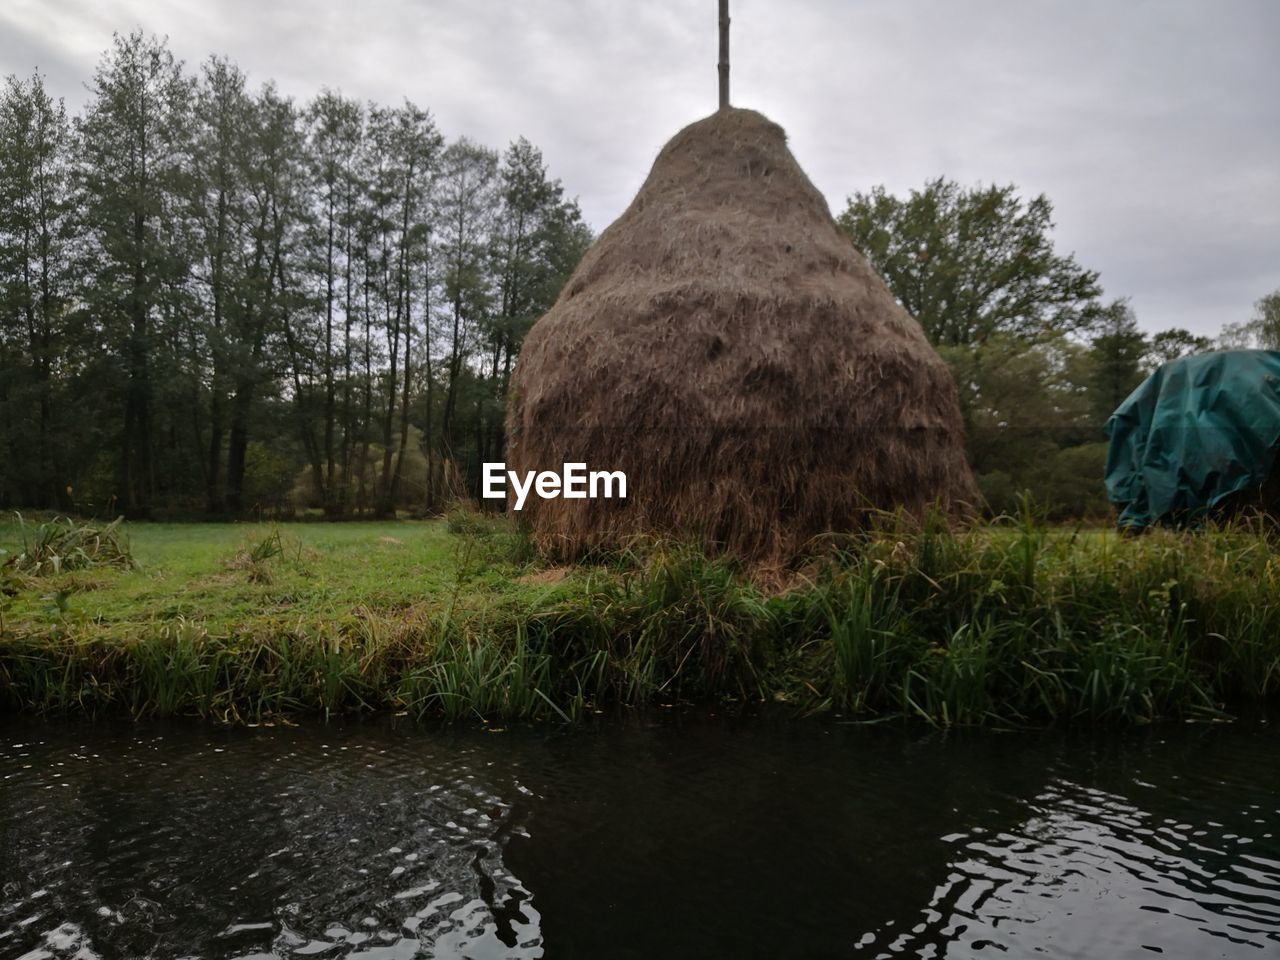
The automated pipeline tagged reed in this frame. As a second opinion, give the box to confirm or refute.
[1,514,1278,725]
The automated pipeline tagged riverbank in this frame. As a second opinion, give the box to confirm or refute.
[1,512,1277,725]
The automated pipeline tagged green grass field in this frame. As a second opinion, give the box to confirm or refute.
[1,511,1278,726]
[0,518,525,637]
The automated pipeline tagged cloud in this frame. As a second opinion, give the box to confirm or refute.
[2,0,1276,337]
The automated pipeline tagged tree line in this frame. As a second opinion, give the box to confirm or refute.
[0,32,590,518]
[840,178,1276,518]
[4,33,1274,521]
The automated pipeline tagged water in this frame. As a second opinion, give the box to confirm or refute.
[2,714,1277,960]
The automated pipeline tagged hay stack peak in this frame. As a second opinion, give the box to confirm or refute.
[506,107,976,560]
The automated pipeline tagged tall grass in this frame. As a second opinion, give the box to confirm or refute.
[2,512,1279,725]
[1,513,135,575]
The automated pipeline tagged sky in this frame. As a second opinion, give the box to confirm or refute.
[3,0,1277,338]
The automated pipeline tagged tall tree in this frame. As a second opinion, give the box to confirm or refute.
[367,101,442,516]
[1086,300,1147,424]
[480,138,590,472]
[77,31,194,516]
[0,36,592,516]
[1220,290,1280,350]
[944,334,1101,516]
[1255,291,1280,348]
[224,84,304,513]
[190,56,253,513]
[838,178,1104,347]
[434,138,498,470]
[1145,327,1213,370]
[304,89,364,514]
[0,73,75,507]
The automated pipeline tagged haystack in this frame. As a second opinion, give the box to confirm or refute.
[505,107,977,560]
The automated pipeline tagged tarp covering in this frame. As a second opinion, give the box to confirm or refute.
[1104,350,1280,529]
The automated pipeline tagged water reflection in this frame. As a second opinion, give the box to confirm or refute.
[856,776,1280,958]
[1,717,1277,959]
[0,726,543,959]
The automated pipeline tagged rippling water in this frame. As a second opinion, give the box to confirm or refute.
[1,715,1276,959]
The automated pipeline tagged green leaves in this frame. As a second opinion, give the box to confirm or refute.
[838,178,1103,347]
[1,35,593,519]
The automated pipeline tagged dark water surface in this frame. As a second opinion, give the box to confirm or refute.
[2,714,1277,960]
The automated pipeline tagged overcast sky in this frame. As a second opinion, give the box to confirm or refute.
[3,0,1277,338]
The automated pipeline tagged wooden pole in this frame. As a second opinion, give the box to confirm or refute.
[718,0,730,109]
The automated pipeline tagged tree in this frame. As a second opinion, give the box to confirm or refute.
[1145,327,1213,370]
[944,337,1090,471]
[77,31,194,516]
[434,138,498,471]
[1220,290,1280,350]
[303,89,364,514]
[1255,291,1280,348]
[223,84,305,514]
[944,335,1107,517]
[838,178,1104,347]
[0,36,589,517]
[838,178,1137,517]
[478,138,590,475]
[0,72,76,508]
[1086,300,1147,424]
[190,56,254,513]
[366,101,442,516]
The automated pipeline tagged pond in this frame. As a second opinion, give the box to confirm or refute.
[2,714,1277,959]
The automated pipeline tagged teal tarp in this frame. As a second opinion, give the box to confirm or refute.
[1104,350,1280,529]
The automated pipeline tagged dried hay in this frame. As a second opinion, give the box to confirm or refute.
[506,108,977,561]
[516,566,572,587]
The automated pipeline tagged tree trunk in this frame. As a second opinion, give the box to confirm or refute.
[379,163,418,517]
[206,391,224,514]
[323,190,338,514]
[278,254,327,506]
[391,286,412,510]
[225,383,253,513]
[356,273,373,515]
[420,258,438,514]
[122,206,152,518]
[340,210,355,516]
[206,187,229,515]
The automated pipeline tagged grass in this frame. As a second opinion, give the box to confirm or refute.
[1,513,136,575]
[1,509,1278,726]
